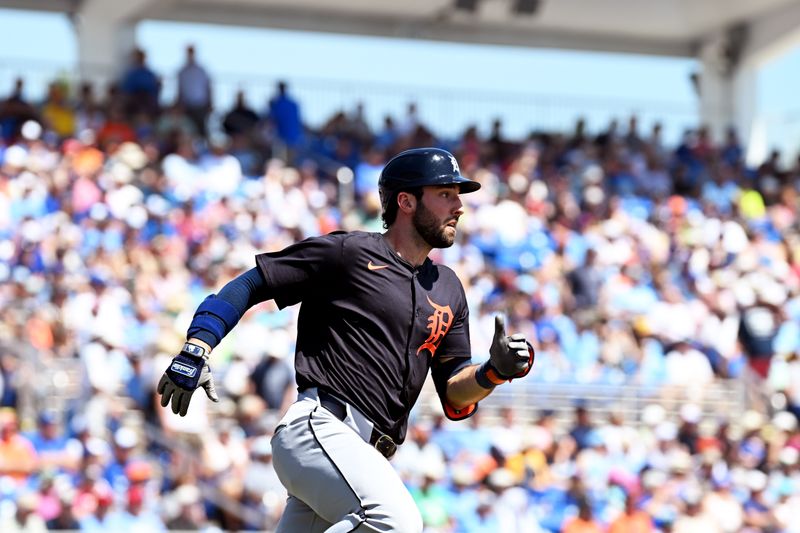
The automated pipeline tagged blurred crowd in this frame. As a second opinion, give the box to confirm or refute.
[0,43,799,531]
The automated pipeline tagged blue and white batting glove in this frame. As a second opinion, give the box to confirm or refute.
[157,342,219,416]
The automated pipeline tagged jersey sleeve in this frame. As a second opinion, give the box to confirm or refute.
[430,284,477,421]
[430,355,478,421]
[255,232,345,309]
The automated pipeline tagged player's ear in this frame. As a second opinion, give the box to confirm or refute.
[397,191,416,213]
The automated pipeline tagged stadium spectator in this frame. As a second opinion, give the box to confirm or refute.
[488,118,513,169]
[672,485,720,533]
[663,339,715,395]
[569,402,596,453]
[609,492,655,533]
[155,102,197,142]
[198,133,243,198]
[347,101,372,145]
[120,48,160,119]
[45,488,81,530]
[40,82,76,139]
[455,490,502,533]
[0,408,37,483]
[701,161,740,215]
[74,82,106,135]
[105,483,166,532]
[222,89,260,138]
[96,104,137,149]
[738,282,783,378]
[396,101,420,138]
[248,346,294,413]
[200,416,249,480]
[354,146,386,205]
[566,247,602,311]
[124,352,157,421]
[702,476,743,533]
[0,491,47,532]
[267,80,304,158]
[241,436,285,511]
[562,496,603,533]
[410,458,450,530]
[375,114,399,149]
[0,352,21,407]
[176,44,213,138]
[164,484,205,530]
[0,77,38,142]
[25,411,80,473]
[102,427,140,492]
[77,482,115,532]
[2,57,800,532]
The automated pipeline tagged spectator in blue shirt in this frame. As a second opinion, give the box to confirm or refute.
[120,49,160,119]
[569,403,595,454]
[456,491,502,533]
[701,162,740,215]
[268,81,304,155]
[26,412,59,450]
[103,427,139,492]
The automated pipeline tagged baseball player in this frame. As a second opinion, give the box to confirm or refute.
[157,147,535,532]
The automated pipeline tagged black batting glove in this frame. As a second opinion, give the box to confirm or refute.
[476,316,535,389]
[157,342,219,416]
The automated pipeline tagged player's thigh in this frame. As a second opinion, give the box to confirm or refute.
[272,406,421,532]
[275,494,332,533]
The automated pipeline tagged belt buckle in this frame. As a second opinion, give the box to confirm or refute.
[373,434,396,459]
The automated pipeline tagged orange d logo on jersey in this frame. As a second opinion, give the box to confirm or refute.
[416,296,453,357]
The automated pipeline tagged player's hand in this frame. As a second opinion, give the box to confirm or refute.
[157,344,219,416]
[488,316,534,379]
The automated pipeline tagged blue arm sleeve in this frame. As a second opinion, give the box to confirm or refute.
[217,267,271,310]
[188,268,272,349]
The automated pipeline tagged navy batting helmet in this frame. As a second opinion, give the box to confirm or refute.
[378,148,480,212]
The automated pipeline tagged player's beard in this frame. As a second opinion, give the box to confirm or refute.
[413,201,456,248]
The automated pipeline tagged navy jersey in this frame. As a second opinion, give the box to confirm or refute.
[256,231,475,443]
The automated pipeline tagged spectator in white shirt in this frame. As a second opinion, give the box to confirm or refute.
[664,339,715,397]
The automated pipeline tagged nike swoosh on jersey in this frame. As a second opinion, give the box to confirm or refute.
[367,261,389,271]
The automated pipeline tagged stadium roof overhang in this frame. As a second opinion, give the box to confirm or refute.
[3,0,799,59]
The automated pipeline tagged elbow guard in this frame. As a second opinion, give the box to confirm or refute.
[186,294,242,346]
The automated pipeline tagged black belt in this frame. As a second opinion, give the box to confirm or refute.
[317,389,397,459]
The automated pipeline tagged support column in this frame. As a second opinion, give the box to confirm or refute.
[696,29,753,145]
[740,1,800,165]
[71,0,159,92]
[697,1,800,159]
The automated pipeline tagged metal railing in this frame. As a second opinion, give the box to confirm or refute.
[416,377,751,427]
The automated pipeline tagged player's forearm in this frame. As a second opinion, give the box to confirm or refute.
[445,364,493,409]
[187,267,272,350]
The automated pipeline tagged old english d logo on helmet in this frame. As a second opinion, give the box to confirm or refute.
[378,147,481,212]
[416,296,454,357]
